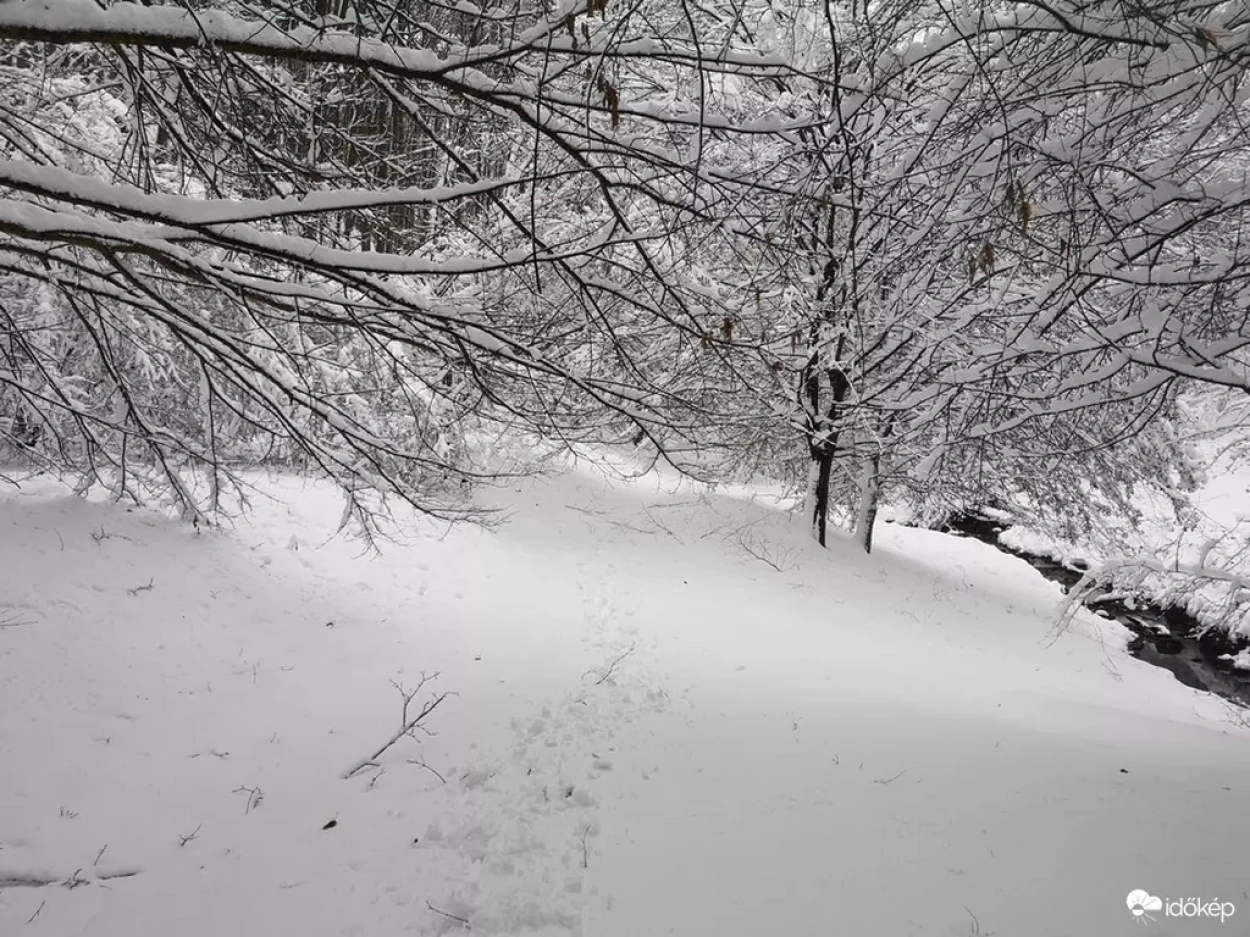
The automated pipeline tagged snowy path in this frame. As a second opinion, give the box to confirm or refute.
[2,470,1248,936]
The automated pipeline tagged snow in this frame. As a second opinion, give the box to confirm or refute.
[2,466,1248,936]
[0,162,575,278]
[0,1,449,76]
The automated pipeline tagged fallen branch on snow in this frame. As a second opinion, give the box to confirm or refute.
[126,578,154,596]
[580,824,592,869]
[232,785,263,813]
[426,900,470,929]
[735,530,798,572]
[406,754,447,784]
[584,645,636,686]
[873,770,907,785]
[343,672,451,779]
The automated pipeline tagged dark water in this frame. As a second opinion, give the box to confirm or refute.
[940,512,1250,710]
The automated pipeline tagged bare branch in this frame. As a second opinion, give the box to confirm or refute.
[425,901,470,930]
[343,673,451,778]
[584,646,636,687]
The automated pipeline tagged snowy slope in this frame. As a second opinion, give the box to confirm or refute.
[1,468,1247,937]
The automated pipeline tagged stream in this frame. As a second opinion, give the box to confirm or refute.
[941,512,1250,711]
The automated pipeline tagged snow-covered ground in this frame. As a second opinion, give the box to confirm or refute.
[2,467,1247,936]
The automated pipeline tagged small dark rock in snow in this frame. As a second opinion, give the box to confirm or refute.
[1119,769,1129,774]
[322,819,338,830]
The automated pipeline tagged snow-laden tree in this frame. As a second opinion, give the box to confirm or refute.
[2,0,1250,570]
[0,0,810,528]
[713,1,1250,552]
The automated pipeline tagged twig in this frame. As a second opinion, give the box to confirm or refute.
[406,755,447,784]
[733,528,799,573]
[94,844,107,867]
[91,526,132,545]
[874,770,907,785]
[179,824,202,847]
[96,870,139,882]
[965,905,995,936]
[642,508,684,543]
[585,645,636,686]
[343,673,451,779]
[25,900,45,925]
[564,504,607,519]
[563,503,651,535]
[126,578,154,596]
[425,900,470,929]
[232,785,263,814]
[580,825,592,869]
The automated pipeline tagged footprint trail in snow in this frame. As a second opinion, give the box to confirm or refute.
[407,555,667,935]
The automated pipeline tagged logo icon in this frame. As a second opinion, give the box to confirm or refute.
[1127,890,1163,925]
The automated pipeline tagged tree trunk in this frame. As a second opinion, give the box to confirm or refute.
[811,435,835,546]
[805,352,849,547]
[853,417,892,554]
[853,453,880,554]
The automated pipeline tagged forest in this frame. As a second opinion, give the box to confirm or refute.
[2,3,1250,934]
[0,8,1244,514]
[4,1,1250,615]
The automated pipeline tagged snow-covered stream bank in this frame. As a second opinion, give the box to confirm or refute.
[3,470,1248,937]
[942,511,1250,710]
